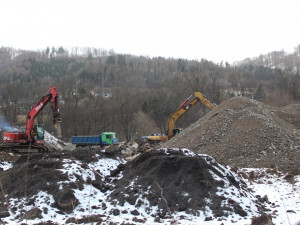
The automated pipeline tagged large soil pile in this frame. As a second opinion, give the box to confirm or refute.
[162,97,300,174]
[108,149,265,220]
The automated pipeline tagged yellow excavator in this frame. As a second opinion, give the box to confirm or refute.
[142,92,217,142]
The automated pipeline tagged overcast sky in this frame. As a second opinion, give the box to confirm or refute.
[1,0,299,63]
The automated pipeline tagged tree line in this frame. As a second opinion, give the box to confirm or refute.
[0,46,299,141]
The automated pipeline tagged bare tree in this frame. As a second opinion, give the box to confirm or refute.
[113,88,139,141]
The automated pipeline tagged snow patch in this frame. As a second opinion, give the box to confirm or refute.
[0,161,13,171]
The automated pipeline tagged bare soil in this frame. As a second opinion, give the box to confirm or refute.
[108,149,265,219]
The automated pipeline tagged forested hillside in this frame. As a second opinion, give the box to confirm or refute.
[1,46,299,141]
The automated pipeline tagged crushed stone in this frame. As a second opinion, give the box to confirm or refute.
[162,97,300,174]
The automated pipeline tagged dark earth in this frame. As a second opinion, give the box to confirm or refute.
[108,149,266,219]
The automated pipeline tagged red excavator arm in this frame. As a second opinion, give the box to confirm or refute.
[25,86,60,141]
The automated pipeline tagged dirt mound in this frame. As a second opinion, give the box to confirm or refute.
[0,153,67,199]
[108,149,265,219]
[0,151,108,217]
[162,97,300,174]
[274,103,300,129]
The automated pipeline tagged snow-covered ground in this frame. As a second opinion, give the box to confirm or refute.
[1,157,300,225]
[244,168,300,225]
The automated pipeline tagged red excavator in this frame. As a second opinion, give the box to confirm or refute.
[1,86,62,153]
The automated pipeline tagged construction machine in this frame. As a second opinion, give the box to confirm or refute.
[0,86,62,153]
[72,132,118,147]
[142,92,217,142]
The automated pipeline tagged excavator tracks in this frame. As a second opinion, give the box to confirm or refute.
[0,143,50,154]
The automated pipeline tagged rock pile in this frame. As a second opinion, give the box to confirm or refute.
[162,97,300,174]
[103,139,157,158]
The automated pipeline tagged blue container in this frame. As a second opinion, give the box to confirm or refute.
[71,135,101,145]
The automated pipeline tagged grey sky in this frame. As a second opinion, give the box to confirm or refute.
[1,0,299,63]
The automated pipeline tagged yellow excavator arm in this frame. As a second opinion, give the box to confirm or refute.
[142,92,217,142]
[167,92,217,139]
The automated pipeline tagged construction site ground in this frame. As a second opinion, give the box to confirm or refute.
[0,97,300,225]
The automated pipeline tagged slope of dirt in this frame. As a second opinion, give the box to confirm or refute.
[108,149,266,219]
[162,97,300,174]
[0,148,113,219]
[274,103,300,129]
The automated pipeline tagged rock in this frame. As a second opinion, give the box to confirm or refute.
[205,216,213,221]
[251,213,274,225]
[112,208,120,216]
[65,215,103,224]
[24,208,43,220]
[92,179,109,192]
[132,217,146,223]
[63,143,76,151]
[102,202,107,210]
[131,209,140,216]
[53,190,78,213]
[0,211,10,218]
[154,216,161,223]
[65,217,77,223]
[131,142,139,149]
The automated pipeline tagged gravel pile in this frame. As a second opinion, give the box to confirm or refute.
[162,97,300,174]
